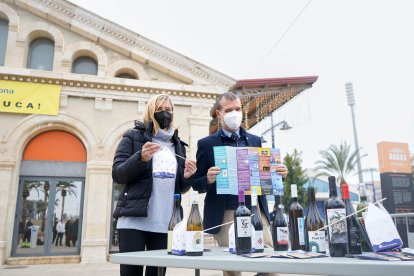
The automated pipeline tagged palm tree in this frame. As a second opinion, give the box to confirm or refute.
[21,181,44,230]
[56,182,78,219]
[314,141,367,187]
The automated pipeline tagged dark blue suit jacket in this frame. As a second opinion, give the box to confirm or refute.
[192,128,270,234]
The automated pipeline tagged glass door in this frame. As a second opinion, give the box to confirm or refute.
[50,180,83,255]
[12,178,84,256]
[13,179,50,256]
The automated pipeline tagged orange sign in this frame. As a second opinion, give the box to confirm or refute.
[377,142,412,173]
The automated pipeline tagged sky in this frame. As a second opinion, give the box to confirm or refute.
[70,0,414,185]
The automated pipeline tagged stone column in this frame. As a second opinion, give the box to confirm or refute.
[81,160,112,263]
[0,160,16,264]
[182,104,212,218]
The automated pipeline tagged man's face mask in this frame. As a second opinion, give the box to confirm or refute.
[222,110,242,131]
[154,111,173,129]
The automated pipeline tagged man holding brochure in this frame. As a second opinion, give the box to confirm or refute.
[192,92,288,276]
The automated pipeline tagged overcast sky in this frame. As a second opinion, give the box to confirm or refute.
[70,0,414,185]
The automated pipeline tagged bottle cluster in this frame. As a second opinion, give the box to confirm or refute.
[170,178,369,257]
[271,177,368,257]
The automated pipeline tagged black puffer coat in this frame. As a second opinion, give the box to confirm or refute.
[112,120,191,218]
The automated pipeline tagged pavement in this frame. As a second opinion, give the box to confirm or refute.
[0,262,311,276]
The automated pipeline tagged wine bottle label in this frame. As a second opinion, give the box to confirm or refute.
[167,230,173,253]
[185,231,204,253]
[349,225,361,247]
[236,217,252,237]
[326,208,348,244]
[291,184,298,198]
[297,217,305,245]
[276,227,288,245]
[307,231,326,253]
[252,230,264,250]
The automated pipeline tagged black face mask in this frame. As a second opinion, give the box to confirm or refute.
[154,111,173,129]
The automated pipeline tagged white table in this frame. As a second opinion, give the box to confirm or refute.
[111,248,414,276]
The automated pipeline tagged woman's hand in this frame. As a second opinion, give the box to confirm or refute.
[140,142,160,162]
[184,160,197,179]
[275,164,289,178]
[206,166,221,184]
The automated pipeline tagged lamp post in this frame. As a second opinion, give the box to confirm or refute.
[345,82,364,185]
[261,116,292,148]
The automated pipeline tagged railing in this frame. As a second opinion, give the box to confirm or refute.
[390,212,414,248]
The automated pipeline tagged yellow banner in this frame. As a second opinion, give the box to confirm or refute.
[0,80,60,115]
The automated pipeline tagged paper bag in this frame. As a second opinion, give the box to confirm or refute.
[365,203,402,252]
[152,147,177,178]
[228,223,236,254]
[171,220,186,256]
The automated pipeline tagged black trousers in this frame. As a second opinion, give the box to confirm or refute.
[55,233,63,246]
[118,229,167,276]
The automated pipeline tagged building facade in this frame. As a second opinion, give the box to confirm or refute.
[0,0,235,264]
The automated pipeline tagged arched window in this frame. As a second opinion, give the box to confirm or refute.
[0,18,8,66]
[27,38,55,71]
[72,56,97,75]
[14,130,86,257]
[116,72,137,79]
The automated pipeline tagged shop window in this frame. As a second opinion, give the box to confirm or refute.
[72,56,97,75]
[13,130,86,257]
[109,183,123,253]
[27,38,55,71]
[0,18,8,66]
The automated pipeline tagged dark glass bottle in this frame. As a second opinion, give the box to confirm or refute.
[356,183,371,252]
[185,191,203,256]
[325,176,347,257]
[167,194,182,254]
[305,186,326,253]
[251,189,264,253]
[288,184,305,250]
[342,183,362,254]
[272,195,288,251]
[234,189,252,255]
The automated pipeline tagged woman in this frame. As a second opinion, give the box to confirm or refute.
[112,94,197,276]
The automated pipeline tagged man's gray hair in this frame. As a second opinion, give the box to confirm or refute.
[214,92,240,111]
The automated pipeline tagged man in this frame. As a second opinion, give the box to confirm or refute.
[193,92,288,276]
[55,219,65,246]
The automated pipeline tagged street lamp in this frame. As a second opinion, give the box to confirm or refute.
[261,115,292,148]
[345,82,364,185]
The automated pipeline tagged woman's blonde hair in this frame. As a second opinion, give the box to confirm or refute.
[143,94,174,134]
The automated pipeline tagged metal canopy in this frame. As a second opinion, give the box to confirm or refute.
[209,76,318,134]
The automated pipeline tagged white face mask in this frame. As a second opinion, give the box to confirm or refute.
[222,110,243,131]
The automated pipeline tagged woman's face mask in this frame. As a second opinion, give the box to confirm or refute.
[154,111,173,129]
[222,110,243,131]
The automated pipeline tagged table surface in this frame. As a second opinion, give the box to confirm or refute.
[111,248,414,276]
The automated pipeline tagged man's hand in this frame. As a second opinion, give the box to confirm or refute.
[140,142,160,162]
[184,160,197,179]
[275,164,288,178]
[207,166,221,184]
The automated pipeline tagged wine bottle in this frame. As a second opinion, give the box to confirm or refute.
[272,195,288,251]
[167,194,182,254]
[289,184,305,250]
[305,186,326,253]
[251,188,264,253]
[325,176,347,257]
[234,189,252,255]
[341,183,362,254]
[185,191,203,256]
[357,183,371,252]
